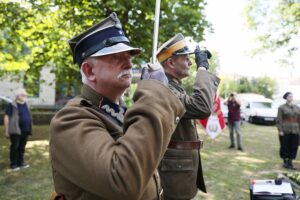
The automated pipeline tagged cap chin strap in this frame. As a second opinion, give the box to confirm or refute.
[79,36,129,60]
[157,40,186,62]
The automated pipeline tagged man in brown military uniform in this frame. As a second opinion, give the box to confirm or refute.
[49,13,185,200]
[156,34,220,200]
[277,92,300,170]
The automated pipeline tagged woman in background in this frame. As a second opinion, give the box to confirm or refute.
[276,92,300,169]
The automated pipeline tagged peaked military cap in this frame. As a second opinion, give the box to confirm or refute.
[68,12,141,66]
[156,33,193,63]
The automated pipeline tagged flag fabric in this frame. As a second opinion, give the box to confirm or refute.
[199,95,226,138]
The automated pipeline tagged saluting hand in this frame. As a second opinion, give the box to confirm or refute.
[195,45,211,70]
[140,63,168,86]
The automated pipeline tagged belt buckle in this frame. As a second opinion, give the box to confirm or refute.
[159,189,164,200]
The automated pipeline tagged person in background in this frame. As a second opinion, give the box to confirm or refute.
[224,92,243,151]
[276,92,300,169]
[4,88,32,171]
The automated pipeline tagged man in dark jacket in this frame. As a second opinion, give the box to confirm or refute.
[156,33,220,200]
[225,92,243,151]
[4,88,32,171]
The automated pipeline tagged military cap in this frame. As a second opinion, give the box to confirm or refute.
[283,92,292,99]
[156,33,193,63]
[68,12,141,66]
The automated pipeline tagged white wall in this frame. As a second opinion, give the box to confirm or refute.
[0,66,56,106]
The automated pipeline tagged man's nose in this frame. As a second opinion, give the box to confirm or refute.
[123,54,133,69]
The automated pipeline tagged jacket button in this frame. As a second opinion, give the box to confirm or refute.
[175,117,180,124]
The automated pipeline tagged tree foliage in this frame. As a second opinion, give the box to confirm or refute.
[0,0,210,96]
[244,0,300,58]
[220,76,277,99]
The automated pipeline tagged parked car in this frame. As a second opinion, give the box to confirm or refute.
[239,94,277,125]
[0,95,12,112]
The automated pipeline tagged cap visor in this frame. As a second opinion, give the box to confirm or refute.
[90,43,141,57]
[174,49,194,55]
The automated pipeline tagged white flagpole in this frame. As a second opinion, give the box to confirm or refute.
[152,0,161,64]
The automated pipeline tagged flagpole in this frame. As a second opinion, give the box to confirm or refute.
[152,0,161,64]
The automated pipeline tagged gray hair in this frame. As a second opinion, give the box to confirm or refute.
[80,57,97,84]
[15,88,26,98]
[80,66,88,84]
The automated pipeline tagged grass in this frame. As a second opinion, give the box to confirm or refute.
[194,123,300,200]
[0,125,53,200]
[0,123,299,199]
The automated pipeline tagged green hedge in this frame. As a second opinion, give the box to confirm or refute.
[0,111,56,125]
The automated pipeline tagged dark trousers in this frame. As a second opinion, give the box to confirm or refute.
[9,133,29,167]
[279,133,299,160]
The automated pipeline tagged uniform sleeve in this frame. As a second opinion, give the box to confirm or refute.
[173,70,220,119]
[50,80,185,200]
[276,106,283,132]
[5,103,13,117]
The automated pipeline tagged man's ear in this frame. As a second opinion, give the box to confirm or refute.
[81,61,96,81]
[166,58,175,69]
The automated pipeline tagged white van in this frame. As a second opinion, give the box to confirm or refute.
[238,93,277,125]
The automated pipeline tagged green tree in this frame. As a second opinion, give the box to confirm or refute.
[219,76,277,99]
[219,77,238,98]
[251,76,277,98]
[244,0,300,58]
[0,0,210,96]
[237,77,252,93]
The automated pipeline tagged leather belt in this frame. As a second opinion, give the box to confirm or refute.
[168,140,203,150]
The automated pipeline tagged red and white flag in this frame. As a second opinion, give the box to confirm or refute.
[198,94,226,138]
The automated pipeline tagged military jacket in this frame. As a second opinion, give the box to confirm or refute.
[49,81,185,200]
[276,103,300,134]
[158,69,220,199]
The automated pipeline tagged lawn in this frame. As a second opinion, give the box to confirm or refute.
[195,123,300,200]
[0,123,299,200]
[0,125,53,200]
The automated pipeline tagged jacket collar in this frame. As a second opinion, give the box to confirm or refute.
[166,73,182,85]
[81,84,127,125]
[81,84,104,107]
[11,100,27,108]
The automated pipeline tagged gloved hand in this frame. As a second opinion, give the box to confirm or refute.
[140,63,168,85]
[195,45,212,70]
